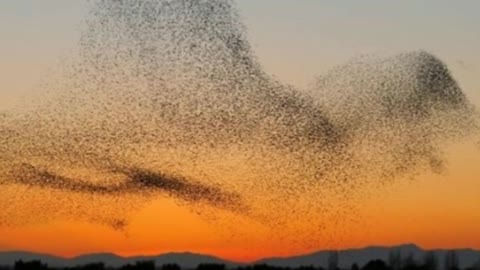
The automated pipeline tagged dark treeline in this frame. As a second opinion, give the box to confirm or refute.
[2,251,480,270]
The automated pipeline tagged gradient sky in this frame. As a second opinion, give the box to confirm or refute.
[0,0,479,262]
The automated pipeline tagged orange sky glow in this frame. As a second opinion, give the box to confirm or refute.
[1,1,480,263]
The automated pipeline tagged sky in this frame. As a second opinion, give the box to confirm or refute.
[1,1,480,106]
[0,0,479,262]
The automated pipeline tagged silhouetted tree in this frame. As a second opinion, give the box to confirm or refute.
[362,259,388,270]
[197,263,226,270]
[327,251,339,270]
[136,260,155,270]
[249,264,292,270]
[423,252,438,270]
[252,264,276,270]
[119,261,154,270]
[77,262,105,270]
[351,263,360,270]
[14,260,48,270]
[444,251,459,270]
[162,263,181,270]
[298,265,316,270]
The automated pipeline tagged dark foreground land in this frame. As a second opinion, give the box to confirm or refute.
[4,250,480,270]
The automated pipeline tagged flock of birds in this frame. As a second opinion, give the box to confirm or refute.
[0,0,478,242]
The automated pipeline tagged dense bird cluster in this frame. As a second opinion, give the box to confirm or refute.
[0,0,478,243]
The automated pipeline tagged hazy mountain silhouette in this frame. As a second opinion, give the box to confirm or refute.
[0,251,234,268]
[1,245,479,269]
[257,244,480,269]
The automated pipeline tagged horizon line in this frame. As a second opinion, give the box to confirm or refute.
[2,243,479,264]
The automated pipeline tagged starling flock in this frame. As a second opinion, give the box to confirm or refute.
[0,0,478,243]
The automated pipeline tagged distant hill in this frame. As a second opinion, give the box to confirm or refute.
[257,244,480,269]
[0,244,479,269]
[0,251,234,269]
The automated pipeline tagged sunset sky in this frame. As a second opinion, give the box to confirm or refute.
[0,0,479,262]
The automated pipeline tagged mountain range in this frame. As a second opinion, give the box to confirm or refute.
[0,244,479,269]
